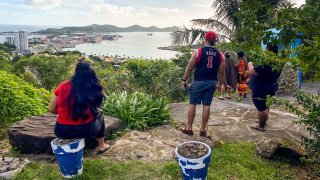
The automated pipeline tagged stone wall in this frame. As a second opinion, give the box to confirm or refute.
[277,63,299,95]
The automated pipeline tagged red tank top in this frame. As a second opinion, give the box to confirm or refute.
[54,81,93,125]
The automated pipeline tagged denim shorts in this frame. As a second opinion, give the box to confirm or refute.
[189,80,217,106]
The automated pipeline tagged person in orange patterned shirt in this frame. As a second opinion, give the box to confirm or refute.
[237,51,249,98]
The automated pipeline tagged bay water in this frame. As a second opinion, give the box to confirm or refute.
[0,25,179,59]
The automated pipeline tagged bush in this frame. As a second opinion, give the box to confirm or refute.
[13,55,76,90]
[125,59,186,102]
[268,91,320,163]
[0,71,51,139]
[102,92,170,130]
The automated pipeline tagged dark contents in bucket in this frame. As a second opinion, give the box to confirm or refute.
[177,142,208,159]
[52,138,79,145]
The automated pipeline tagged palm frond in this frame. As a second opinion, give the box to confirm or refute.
[191,18,233,36]
[211,0,291,28]
[212,0,240,27]
[171,27,231,46]
[171,27,206,45]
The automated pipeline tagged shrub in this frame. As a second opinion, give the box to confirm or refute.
[102,92,171,130]
[13,55,76,90]
[267,91,320,163]
[0,71,51,139]
[125,59,187,102]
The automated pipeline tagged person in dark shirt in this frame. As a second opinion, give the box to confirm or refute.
[248,43,281,131]
[181,31,225,137]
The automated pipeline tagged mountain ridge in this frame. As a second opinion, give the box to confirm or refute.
[37,24,181,34]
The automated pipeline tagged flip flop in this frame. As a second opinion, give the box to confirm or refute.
[181,128,193,136]
[97,144,110,155]
[200,131,207,137]
[226,96,232,99]
[218,97,224,100]
[250,125,266,132]
[255,120,268,126]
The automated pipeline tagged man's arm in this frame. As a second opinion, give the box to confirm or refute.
[182,51,197,81]
[218,53,226,87]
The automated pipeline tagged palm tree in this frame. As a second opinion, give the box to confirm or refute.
[172,0,291,45]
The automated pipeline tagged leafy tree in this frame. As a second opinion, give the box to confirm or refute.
[271,0,320,80]
[125,60,186,102]
[0,43,16,53]
[13,55,76,90]
[171,0,291,45]
[89,55,103,62]
[0,51,13,72]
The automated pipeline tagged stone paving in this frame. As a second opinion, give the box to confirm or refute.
[171,99,309,143]
[102,125,217,161]
[4,82,317,162]
[101,97,309,161]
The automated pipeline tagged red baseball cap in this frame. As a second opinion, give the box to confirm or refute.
[205,31,217,42]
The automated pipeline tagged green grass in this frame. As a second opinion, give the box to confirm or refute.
[15,142,319,180]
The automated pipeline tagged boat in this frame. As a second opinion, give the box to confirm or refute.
[147,33,153,36]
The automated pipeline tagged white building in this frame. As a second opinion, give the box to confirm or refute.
[15,31,28,52]
[5,36,16,45]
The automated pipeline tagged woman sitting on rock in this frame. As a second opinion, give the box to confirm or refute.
[48,59,109,154]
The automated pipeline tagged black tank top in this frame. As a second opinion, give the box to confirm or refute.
[194,46,221,81]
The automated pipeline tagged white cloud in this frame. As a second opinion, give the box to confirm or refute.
[161,8,185,13]
[0,10,23,16]
[24,0,62,9]
[88,2,149,18]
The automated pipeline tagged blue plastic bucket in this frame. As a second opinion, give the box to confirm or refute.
[175,141,212,180]
[51,138,85,178]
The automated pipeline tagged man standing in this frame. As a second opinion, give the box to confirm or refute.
[181,31,225,137]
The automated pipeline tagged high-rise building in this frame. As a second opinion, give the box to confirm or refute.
[15,31,28,52]
[5,36,16,45]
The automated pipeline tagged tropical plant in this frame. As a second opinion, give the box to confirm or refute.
[0,70,51,139]
[247,46,298,72]
[270,0,320,80]
[13,54,76,90]
[98,66,132,94]
[125,59,186,102]
[102,92,171,130]
[267,91,320,163]
[171,0,291,45]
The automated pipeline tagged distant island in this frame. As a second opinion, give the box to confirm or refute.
[37,24,182,34]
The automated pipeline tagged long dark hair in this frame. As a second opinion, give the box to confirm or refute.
[69,60,104,121]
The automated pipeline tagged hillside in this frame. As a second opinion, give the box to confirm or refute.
[37,24,182,34]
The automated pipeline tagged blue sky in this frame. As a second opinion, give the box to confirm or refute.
[0,0,306,27]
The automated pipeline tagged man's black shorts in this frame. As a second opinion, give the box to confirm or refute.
[252,85,277,112]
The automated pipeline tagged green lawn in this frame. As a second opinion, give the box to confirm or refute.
[15,142,319,180]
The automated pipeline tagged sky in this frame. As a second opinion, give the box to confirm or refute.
[0,0,306,28]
